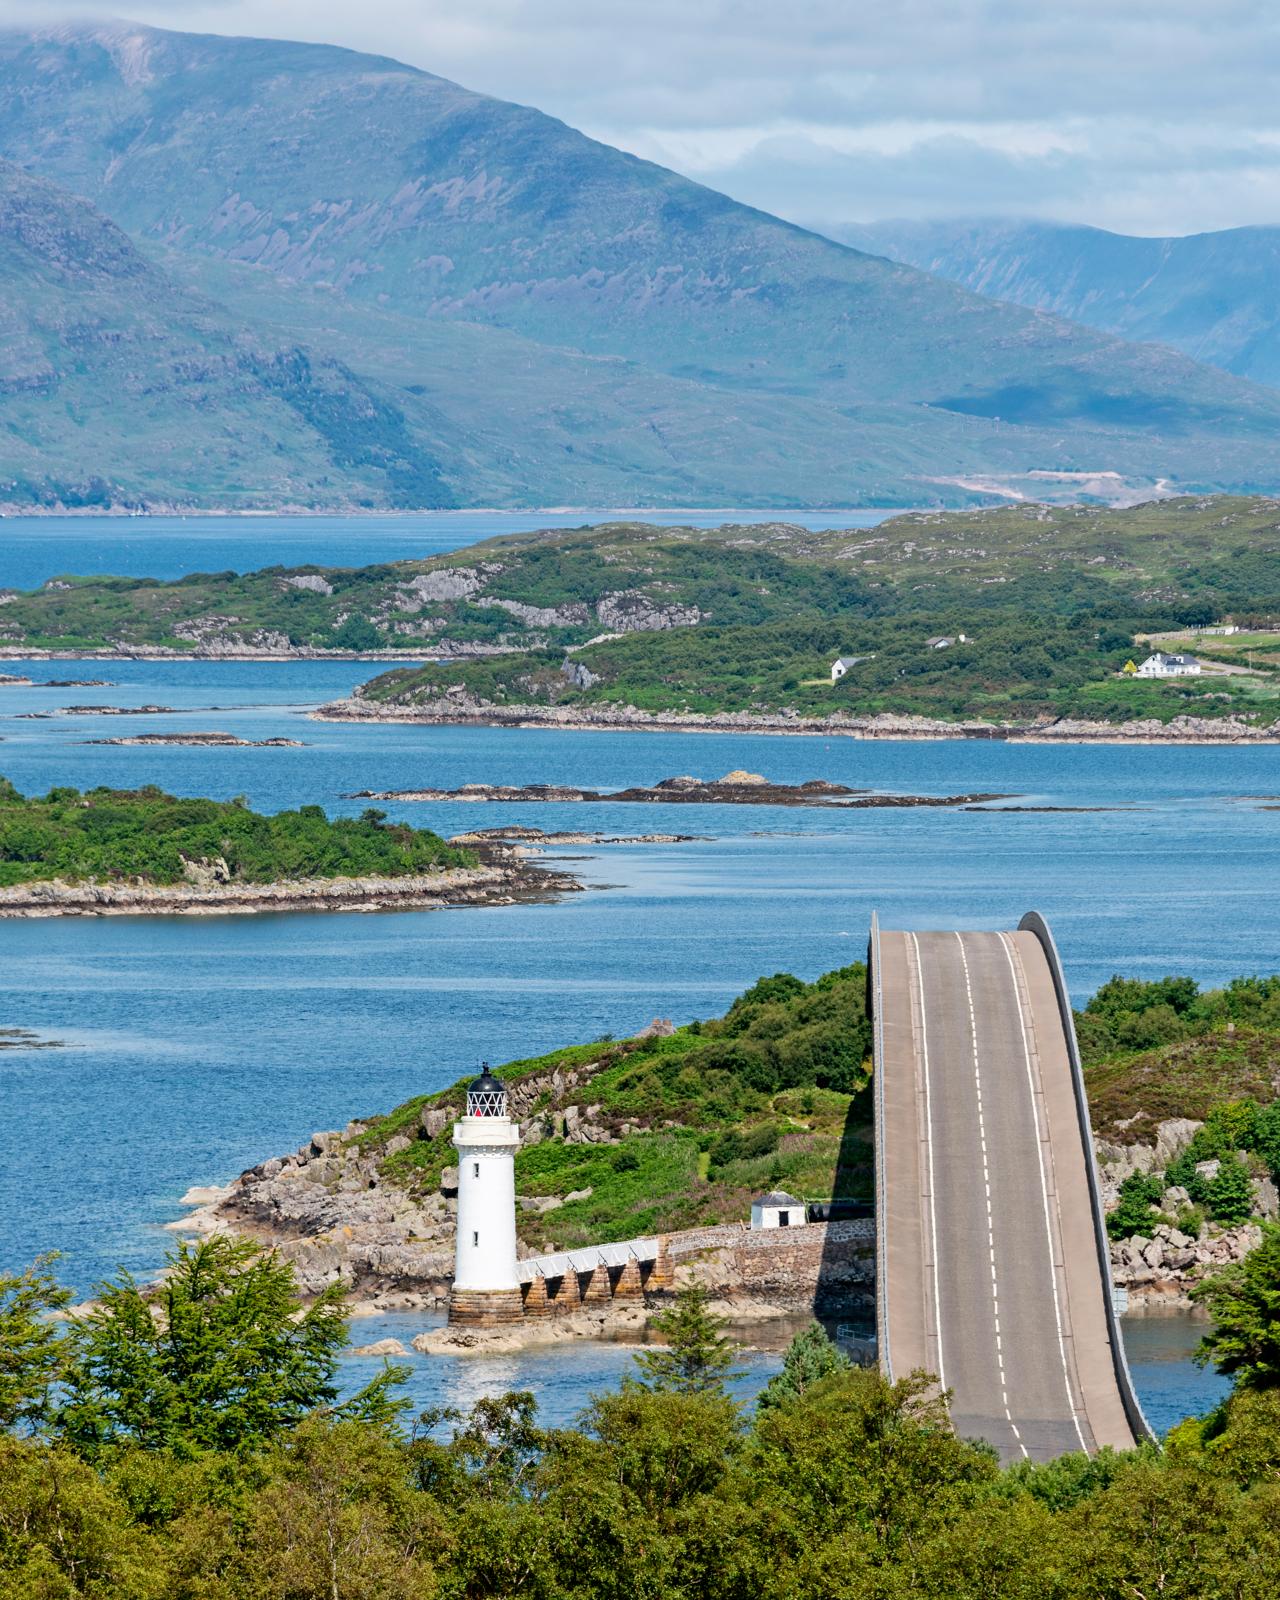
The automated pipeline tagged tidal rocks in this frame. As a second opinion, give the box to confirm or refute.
[351,775,1012,809]
[85,732,306,747]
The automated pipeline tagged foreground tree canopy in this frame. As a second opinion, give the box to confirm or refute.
[3,1245,1280,1596]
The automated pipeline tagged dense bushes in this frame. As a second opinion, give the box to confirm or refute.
[0,780,474,886]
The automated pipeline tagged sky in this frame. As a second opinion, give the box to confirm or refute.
[4,0,1280,236]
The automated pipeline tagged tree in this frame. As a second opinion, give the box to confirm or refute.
[756,1321,850,1412]
[1205,1153,1255,1226]
[60,1236,405,1457]
[632,1283,744,1395]
[0,1255,71,1434]
[1194,1221,1280,1388]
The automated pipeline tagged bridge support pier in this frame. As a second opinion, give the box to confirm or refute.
[578,1264,612,1305]
[611,1258,644,1299]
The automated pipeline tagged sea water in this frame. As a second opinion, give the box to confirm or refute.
[0,657,1272,1429]
[0,509,890,591]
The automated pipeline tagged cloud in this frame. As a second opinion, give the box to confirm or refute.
[4,0,1280,233]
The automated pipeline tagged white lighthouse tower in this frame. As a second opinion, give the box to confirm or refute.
[449,1065,523,1324]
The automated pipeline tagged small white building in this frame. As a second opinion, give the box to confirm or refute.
[830,656,860,683]
[1137,651,1202,678]
[751,1190,806,1229]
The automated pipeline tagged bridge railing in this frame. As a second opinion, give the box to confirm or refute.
[1018,911,1156,1446]
[869,911,891,1380]
[517,1236,660,1284]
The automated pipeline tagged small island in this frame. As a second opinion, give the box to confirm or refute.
[350,772,1012,807]
[0,779,578,917]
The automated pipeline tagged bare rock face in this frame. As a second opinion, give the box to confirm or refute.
[478,597,590,628]
[561,659,600,690]
[595,591,702,632]
[398,568,485,602]
[285,573,334,596]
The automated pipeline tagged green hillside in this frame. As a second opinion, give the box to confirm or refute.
[7,22,1280,505]
[7,496,1280,722]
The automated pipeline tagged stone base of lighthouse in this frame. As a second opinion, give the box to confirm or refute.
[448,1287,526,1326]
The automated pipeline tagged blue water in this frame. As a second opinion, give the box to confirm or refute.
[0,509,890,591]
[1,657,1271,1429]
[338,1307,1228,1438]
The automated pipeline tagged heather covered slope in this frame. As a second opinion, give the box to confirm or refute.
[0,161,455,509]
[7,22,1280,505]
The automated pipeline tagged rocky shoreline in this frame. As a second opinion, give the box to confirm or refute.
[167,1090,1268,1367]
[0,858,580,919]
[314,692,1280,746]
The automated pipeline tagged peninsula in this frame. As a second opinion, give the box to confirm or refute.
[187,962,1280,1324]
[4,495,1280,732]
[0,779,577,917]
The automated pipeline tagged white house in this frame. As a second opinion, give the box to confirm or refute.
[1137,652,1202,678]
[830,656,860,683]
[751,1190,806,1229]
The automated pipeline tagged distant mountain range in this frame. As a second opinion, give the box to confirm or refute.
[840,218,1280,391]
[5,22,1280,510]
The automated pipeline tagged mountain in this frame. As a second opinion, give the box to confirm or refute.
[6,24,1280,507]
[0,159,458,509]
[839,218,1280,391]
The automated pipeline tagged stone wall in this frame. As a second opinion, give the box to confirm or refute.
[668,1219,874,1311]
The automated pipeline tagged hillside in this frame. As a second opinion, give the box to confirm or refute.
[7,496,1280,723]
[0,161,456,511]
[842,218,1280,391]
[6,24,1280,505]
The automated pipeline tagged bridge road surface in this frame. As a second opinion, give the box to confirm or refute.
[874,922,1147,1462]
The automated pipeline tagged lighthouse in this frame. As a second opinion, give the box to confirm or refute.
[448,1064,523,1324]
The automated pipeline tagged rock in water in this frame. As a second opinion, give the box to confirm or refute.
[351,1337,410,1357]
[716,770,767,785]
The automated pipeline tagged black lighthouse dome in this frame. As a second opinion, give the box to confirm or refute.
[466,1064,507,1117]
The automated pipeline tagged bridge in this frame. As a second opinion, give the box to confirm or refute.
[871,912,1154,1461]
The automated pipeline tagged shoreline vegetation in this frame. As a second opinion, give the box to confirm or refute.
[0,780,579,917]
[3,494,1280,732]
[316,693,1280,744]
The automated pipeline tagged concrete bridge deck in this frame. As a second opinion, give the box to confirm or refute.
[871,912,1152,1461]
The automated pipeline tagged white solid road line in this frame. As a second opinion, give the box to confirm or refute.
[908,931,946,1395]
[999,931,1089,1454]
[955,933,1028,1458]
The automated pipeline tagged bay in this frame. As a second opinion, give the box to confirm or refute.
[0,658,1271,1431]
[0,509,889,591]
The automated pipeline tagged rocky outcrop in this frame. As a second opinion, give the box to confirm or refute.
[478,597,590,628]
[595,592,703,632]
[1099,1117,1273,1302]
[0,859,580,919]
[86,732,305,747]
[1111,1222,1264,1304]
[348,774,1011,808]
